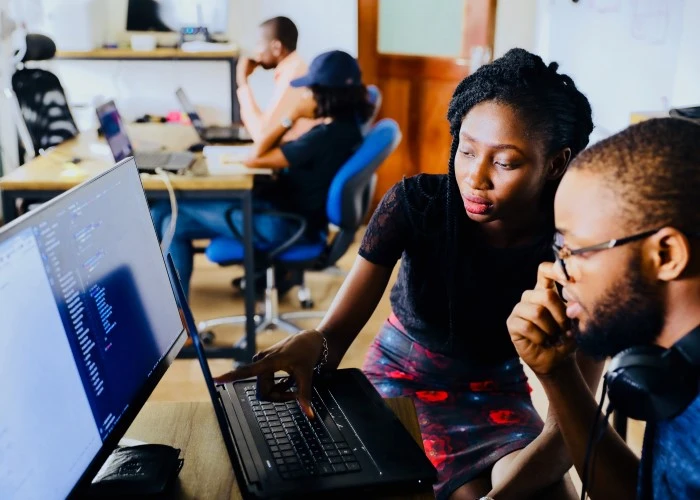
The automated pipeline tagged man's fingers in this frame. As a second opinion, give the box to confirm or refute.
[521,288,569,331]
[507,314,547,346]
[514,302,562,340]
[535,262,567,291]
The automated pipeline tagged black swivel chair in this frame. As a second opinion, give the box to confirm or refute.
[10,33,78,163]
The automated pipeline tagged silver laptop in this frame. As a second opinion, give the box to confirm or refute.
[176,88,251,143]
[95,100,194,173]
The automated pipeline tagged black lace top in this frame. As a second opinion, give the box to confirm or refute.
[359,174,554,364]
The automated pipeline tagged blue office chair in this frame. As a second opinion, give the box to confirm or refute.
[198,119,401,344]
[361,84,382,136]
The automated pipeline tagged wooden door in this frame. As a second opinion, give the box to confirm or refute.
[358,0,496,206]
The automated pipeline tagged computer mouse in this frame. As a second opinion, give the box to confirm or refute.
[188,142,206,153]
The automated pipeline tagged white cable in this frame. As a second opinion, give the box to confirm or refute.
[154,167,178,253]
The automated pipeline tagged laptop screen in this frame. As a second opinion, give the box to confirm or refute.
[175,88,206,135]
[0,159,185,499]
[96,101,135,161]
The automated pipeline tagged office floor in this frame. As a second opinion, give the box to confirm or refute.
[149,229,645,462]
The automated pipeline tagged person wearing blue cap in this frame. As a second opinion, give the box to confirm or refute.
[153,50,374,297]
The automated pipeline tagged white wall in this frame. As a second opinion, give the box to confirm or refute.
[533,0,698,141]
[493,0,538,57]
[46,0,357,128]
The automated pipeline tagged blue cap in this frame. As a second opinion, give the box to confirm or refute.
[290,50,362,88]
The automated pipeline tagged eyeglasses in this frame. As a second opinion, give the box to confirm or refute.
[552,228,662,281]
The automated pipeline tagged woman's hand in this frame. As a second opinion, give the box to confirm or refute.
[507,262,576,376]
[214,330,326,418]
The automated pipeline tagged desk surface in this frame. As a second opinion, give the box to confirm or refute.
[0,124,253,192]
[56,48,239,60]
[125,399,434,500]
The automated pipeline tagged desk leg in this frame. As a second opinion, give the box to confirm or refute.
[613,410,628,441]
[1,193,19,223]
[230,57,240,124]
[241,191,256,362]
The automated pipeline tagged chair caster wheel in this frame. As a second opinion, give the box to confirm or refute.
[200,331,216,345]
[300,299,314,309]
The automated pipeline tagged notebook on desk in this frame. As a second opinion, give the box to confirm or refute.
[165,254,437,499]
[203,145,274,176]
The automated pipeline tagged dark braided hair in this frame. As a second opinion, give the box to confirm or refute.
[442,48,594,348]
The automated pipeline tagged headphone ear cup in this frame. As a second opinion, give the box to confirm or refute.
[606,346,697,422]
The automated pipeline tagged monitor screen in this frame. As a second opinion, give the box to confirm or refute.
[0,159,185,499]
[96,101,134,162]
[126,0,229,34]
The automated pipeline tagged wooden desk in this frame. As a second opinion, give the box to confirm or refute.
[125,399,434,500]
[56,48,240,122]
[0,123,257,363]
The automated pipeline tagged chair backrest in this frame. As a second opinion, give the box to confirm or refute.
[11,34,78,158]
[361,84,383,136]
[323,118,401,264]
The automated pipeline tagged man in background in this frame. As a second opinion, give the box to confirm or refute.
[237,16,313,143]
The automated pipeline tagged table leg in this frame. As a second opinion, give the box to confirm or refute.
[230,57,240,124]
[241,191,256,362]
[1,193,20,223]
[613,410,628,441]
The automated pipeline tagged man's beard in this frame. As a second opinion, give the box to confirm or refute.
[572,255,664,359]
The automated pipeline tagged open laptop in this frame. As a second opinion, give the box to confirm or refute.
[0,158,187,499]
[95,100,194,173]
[165,255,437,499]
[176,87,252,143]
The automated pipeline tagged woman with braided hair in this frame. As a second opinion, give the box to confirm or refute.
[217,48,604,499]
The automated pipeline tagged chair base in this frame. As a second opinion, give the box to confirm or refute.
[197,267,327,350]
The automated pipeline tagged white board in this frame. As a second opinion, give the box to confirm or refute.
[539,0,691,139]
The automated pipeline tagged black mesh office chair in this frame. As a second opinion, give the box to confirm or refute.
[10,34,78,162]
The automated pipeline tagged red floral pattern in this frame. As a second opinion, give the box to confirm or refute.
[488,409,523,425]
[415,390,449,403]
[362,322,545,500]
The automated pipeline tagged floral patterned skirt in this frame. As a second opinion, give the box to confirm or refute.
[362,317,544,500]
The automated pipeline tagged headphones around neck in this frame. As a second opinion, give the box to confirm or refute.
[604,325,700,422]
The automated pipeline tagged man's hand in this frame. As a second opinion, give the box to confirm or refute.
[507,262,576,376]
[236,57,259,86]
[290,91,317,121]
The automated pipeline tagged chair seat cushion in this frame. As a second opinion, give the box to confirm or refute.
[206,237,326,264]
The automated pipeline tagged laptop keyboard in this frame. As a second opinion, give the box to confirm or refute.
[244,385,363,480]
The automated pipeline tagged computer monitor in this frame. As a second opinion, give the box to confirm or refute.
[95,101,135,162]
[0,158,186,499]
[126,0,228,34]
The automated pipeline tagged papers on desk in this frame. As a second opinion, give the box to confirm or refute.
[203,145,274,176]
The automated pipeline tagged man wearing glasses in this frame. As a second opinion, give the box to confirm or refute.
[506,118,700,499]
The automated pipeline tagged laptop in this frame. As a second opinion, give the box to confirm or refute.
[176,87,252,143]
[0,158,187,499]
[95,100,194,173]
[165,255,437,499]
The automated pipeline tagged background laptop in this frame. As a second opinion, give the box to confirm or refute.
[176,87,251,143]
[165,254,437,499]
[95,100,194,172]
[0,158,187,499]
